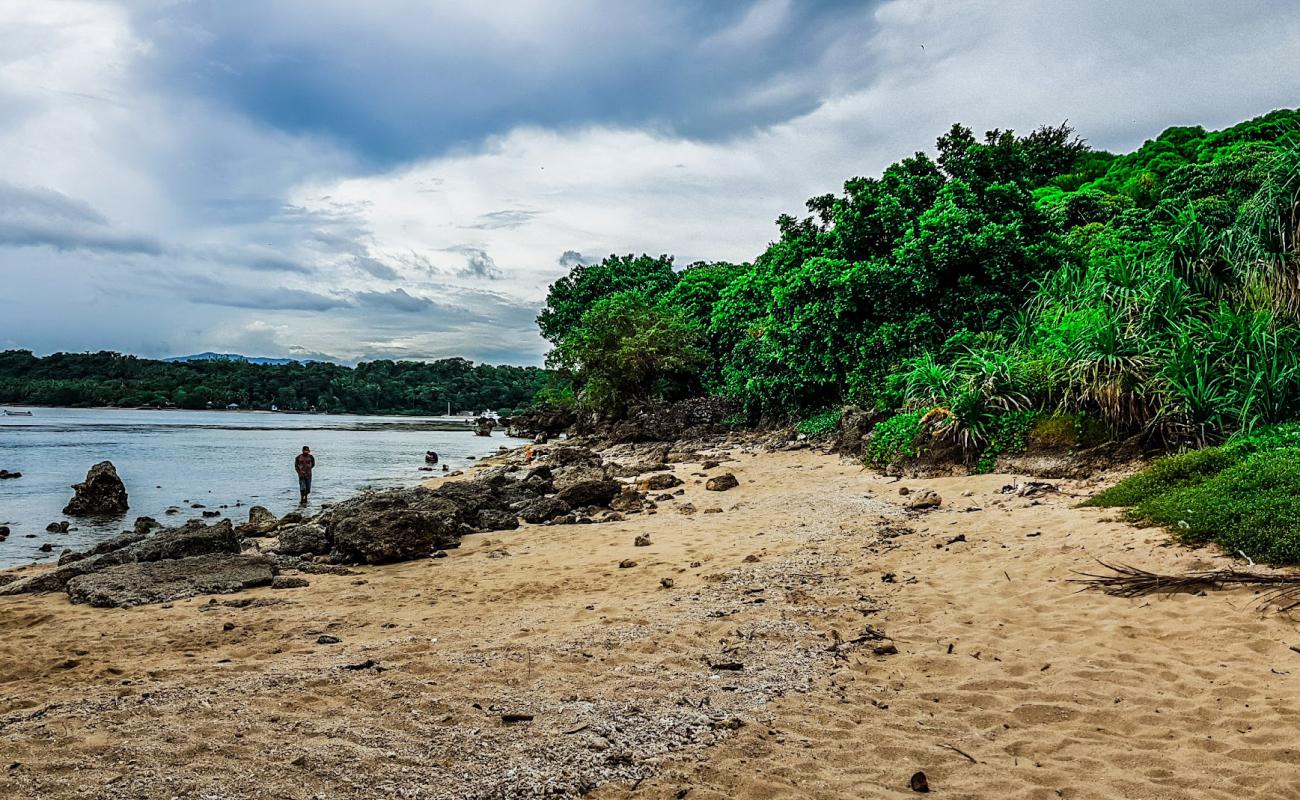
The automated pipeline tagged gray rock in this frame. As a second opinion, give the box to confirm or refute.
[520,497,572,524]
[271,576,310,590]
[274,523,331,557]
[237,505,279,536]
[66,554,274,608]
[557,479,620,509]
[475,509,520,531]
[328,491,459,564]
[609,487,646,513]
[63,461,129,516]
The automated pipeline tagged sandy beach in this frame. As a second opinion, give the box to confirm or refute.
[2,444,1299,799]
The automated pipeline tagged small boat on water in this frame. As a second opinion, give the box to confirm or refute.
[2,409,33,416]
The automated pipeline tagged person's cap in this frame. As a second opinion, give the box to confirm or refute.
[303,446,310,451]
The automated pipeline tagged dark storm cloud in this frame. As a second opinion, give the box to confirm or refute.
[126,0,883,166]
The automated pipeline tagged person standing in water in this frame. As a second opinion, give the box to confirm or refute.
[295,446,316,505]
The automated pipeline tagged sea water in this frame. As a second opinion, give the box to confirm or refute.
[0,406,507,568]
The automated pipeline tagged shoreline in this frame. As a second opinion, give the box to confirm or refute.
[2,438,1298,798]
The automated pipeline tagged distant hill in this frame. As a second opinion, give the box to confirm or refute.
[163,352,299,366]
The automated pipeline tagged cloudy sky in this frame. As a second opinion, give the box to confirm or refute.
[1,1,1297,365]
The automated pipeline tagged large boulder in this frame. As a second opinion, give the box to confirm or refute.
[543,446,603,468]
[63,461,129,517]
[66,554,274,608]
[519,497,571,524]
[274,523,331,557]
[328,491,459,564]
[557,479,621,509]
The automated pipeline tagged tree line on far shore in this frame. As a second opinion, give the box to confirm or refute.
[0,350,547,416]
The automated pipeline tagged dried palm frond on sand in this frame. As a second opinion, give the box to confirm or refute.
[1073,560,1300,610]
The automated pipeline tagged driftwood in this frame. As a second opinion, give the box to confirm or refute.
[1073,560,1300,610]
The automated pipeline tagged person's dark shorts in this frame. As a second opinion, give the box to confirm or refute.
[299,475,312,494]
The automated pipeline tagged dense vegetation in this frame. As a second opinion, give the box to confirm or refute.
[541,109,1300,452]
[0,351,545,415]
[1086,424,1300,563]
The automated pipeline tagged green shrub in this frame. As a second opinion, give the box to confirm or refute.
[1084,447,1244,507]
[1134,448,1300,564]
[867,411,925,466]
[797,408,843,437]
[974,410,1038,473]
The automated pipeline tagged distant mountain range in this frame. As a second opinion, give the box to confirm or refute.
[163,352,300,366]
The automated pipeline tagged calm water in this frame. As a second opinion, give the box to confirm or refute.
[0,407,508,568]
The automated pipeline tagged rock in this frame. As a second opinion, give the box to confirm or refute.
[38,543,54,552]
[45,521,69,533]
[678,503,697,515]
[660,578,674,589]
[475,509,520,531]
[65,554,274,608]
[328,491,459,564]
[618,559,637,568]
[705,473,739,492]
[63,461,129,517]
[240,506,279,535]
[898,486,911,496]
[275,524,331,557]
[201,510,221,518]
[701,460,720,470]
[609,487,646,513]
[271,576,309,590]
[557,478,620,509]
[279,512,305,525]
[909,771,929,793]
[0,470,21,479]
[634,534,651,547]
[637,472,683,491]
[316,634,341,645]
[602,511,625,522]
[904,489,942,510]
[520,497,572,524]
[132,517,161,534]
[703,507,723,514]
[0,526,8,539]
[543,446,602,467]
[432,550,448,558]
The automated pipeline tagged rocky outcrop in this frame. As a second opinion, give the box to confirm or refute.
[274,523,330,557]
[903,489,942,510]
[328,491,459,564]
[476,509,520,531]
[520,497,571,524]
[0,469,21,479]
[66,554,274,608]
[504,406,575,439]
[4,518,239,596]
[557,479,620,509]
[63,461,129,516]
